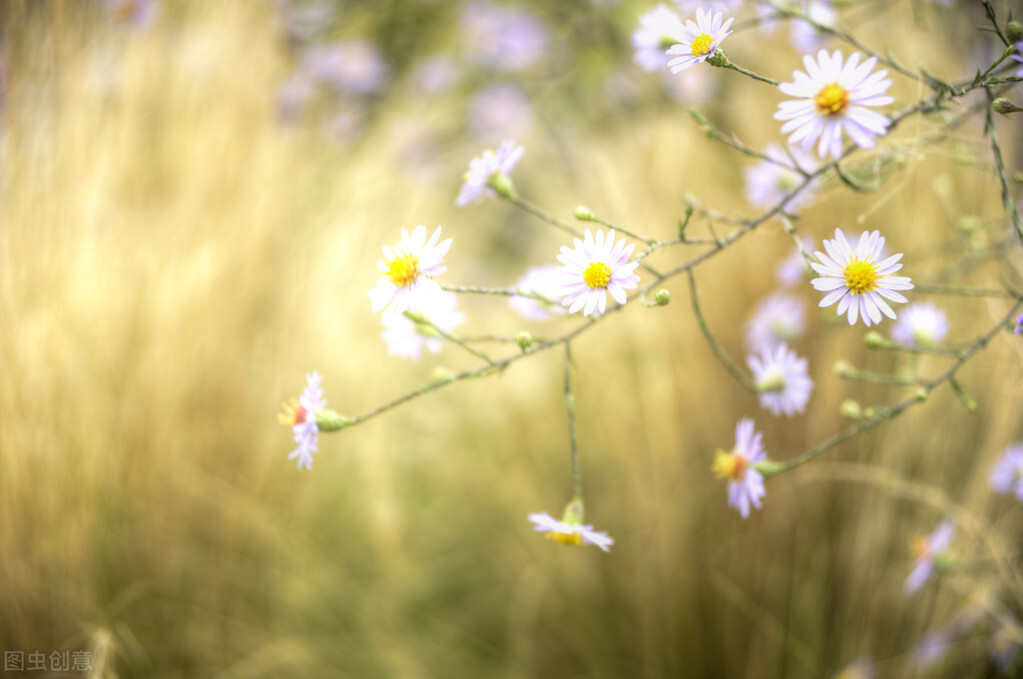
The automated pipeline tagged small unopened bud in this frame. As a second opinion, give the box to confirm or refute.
[839,399,863,420]
[993,98,1023,115]
[1006,21,1022,44]
[931,174,952,198]
[315,410,354,432]
[487,172,517,201]
[864,406,878,419]
[707,49,729,68]
[833,360,855,377]
[431,367,455,384]
[561,497,585,525]
[864,331,887,349]
[574,205,597,221]
[654,289,672,306]
[959,215,980,234]
[915,388,928,402]
[515,331,533,351]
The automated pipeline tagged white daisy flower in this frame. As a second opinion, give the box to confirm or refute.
[666,8,734,73]
[509,265,566,321]
[743,143,819,212]
[528,512,614,552]
[456,139,525,207]
[279,372,327,471]
[712,418,767,519]
[748,343,814,417]
[368,225,452,317]
[810,228,913,327]
[557,229,641,317]
[774,49,893,159]
[890,302,949,347]
[632,5,684,72]
[381,291,465,360]
[744,292,807,353]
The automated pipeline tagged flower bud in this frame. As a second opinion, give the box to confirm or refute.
[833,360,854,377]
[1006,21,1022,44]
[707,49,729,68]
[654,289,672,306]
[574,205,597,221]
[839,399,863,420]
[515,331,533,351]
[915,388,928,402]
[993,98,1022,115]
[487,172,517,201]
[863,331,886,349]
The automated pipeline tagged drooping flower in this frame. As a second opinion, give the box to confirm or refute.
[774,49,893,159]
[748,343,814,416]
[509,265,567,321]
[810,229,913,327]
[279,372,327,471]
[990,444,1023,502]
[744,292,807,353]
[632,5,684,72]
[890,302,949,347]
[557,229,640,316]
[528,512,614,552]
[368,225,452,317]
[456,140,524,207]
[381,291,465,360]
[904,520,955,594]
[743,143,819,212]
[666,8,734,73]
[712,418,767,518]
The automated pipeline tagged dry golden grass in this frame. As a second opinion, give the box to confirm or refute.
[2,1,1022,677]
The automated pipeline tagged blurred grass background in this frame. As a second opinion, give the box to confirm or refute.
[2,0,1022,677]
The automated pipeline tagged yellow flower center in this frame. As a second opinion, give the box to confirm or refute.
[814,82,850,116]
[843,259,879,295]
[583,262,612,289]
[712,449,748,481]
[545,531,584,546]
[913,536,931,560]
[387,254,420,287]
[690,33,714,57]
[278,399,308,427]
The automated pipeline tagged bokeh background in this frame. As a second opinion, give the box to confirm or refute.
[2,0,1023,677]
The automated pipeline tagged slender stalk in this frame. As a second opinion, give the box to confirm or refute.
[687,270,758,393]
[564,344,582,501]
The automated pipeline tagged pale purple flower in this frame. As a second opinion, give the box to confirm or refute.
[990,616,1021,671]
[105,0,158,28]
[667,8,734,73]
[748,344,814,417]
[744,143,819,212]
[632,5,685,72]
[712,419,767,518]
[469,84,533,140]
[411,55,461,95]
[775,50,893,159]
[381,291,465,360]
[368,226,452,317]
[528,512,614,551]
[913,629,953,670]
[904,520,954,594]
[460,2,548,72]
[280,372,327,471]
[990,444,1023,502]
[456,140,524,207]
[1015,312,1023,335]
[674,0,742,13]
[789,1,836,54]
[744,292,807,353]
[777,240,813,287]
[810,229,913,327]
[557,229,641,316]
[303,41,388,96]
[510,266,567,321]
[1012,41,1023,78]
[890,302,949,347]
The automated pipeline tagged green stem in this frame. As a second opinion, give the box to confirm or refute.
[687,270,758,393]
